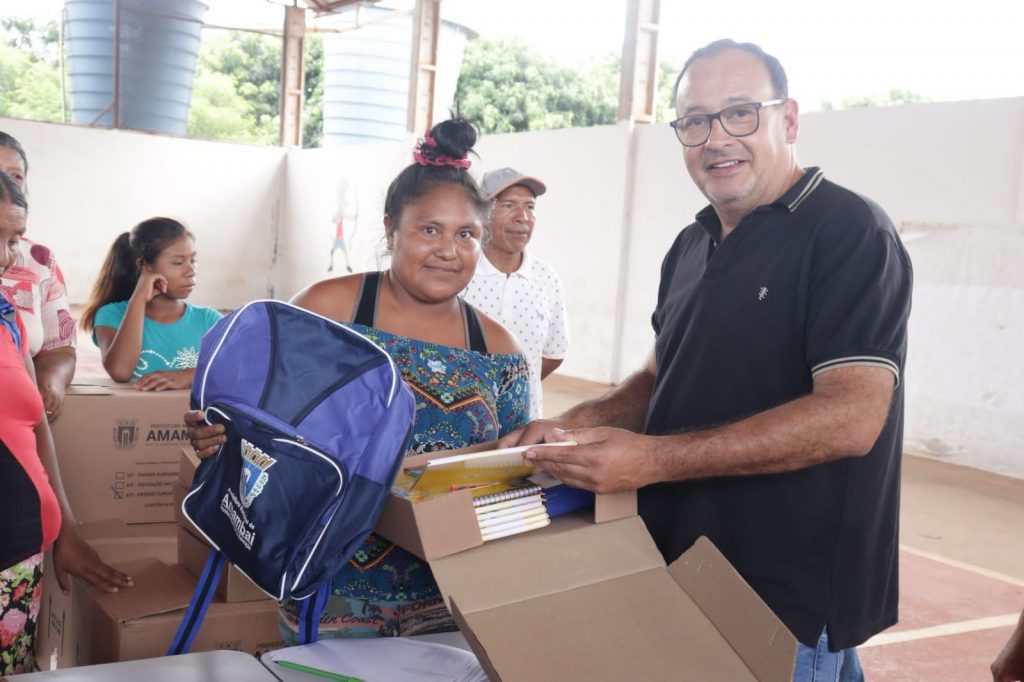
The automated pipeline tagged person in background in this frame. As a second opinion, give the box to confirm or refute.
[185,118,530,640]
[80,218,221,391]
[993,608,1024,682]
[0,171,133,675]
[0,132,76,422]
[461,167,569,418]
[505,39,912,682]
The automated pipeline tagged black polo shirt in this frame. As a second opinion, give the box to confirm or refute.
[641,168,912,650]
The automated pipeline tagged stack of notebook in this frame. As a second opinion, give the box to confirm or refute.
[399,443,596,543]
[472,481,548,541]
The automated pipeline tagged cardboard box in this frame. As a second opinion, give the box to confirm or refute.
[177,525,272,603]
[50,379,190,524]
[375,450,636,560]
[35,520,179,671]
[179,446,201,488]
[430,514,797,682]
[73,557,284,665]
[172,482,205,540]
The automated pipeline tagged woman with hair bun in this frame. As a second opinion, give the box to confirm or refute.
[186,118,531,640]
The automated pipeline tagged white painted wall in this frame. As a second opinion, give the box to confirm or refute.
[3,95,1021,477]
[280,123,631,383]
[473,124,631,383]
[0,118,285,310]
[277,137,413,299]
[901,223,1024,478]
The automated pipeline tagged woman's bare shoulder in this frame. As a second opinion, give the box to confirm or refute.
[474,310,523,356]
[290,273,364,322]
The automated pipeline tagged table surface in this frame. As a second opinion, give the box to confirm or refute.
[14,632,477,681]
[262,631,478,681]
[14,649,279,681]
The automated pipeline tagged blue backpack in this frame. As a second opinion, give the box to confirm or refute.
[168,300,415,654]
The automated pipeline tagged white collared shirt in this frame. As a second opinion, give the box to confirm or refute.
[462,250,569,418]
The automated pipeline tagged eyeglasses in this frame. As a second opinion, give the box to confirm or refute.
[669,99,787,147]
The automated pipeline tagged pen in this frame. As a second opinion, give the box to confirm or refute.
[274,658,366,682]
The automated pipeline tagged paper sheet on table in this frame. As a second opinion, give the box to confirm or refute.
[264,637,488,682]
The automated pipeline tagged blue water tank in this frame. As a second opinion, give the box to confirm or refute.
[321,6,472,146]
[64,0,208,136]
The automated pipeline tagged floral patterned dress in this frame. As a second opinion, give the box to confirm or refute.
[0,555,43,675]
[279,323,530,641]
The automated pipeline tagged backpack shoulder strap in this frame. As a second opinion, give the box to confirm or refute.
[461,300,488,354]
[167,547,225,655]
[352,271,382,327]
[297,582,331,645]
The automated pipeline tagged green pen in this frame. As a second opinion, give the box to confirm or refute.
[273,658,367,682]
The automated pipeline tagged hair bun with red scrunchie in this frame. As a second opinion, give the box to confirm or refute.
[412,118,476,169]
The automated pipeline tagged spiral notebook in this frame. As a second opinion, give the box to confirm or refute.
[470,480,544,507]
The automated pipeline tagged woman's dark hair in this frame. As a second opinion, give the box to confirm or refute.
[0,171,27,211]
[0,132,29,176]
[383,118,489,234]
[81,217,192,332]
[672,38,789,103]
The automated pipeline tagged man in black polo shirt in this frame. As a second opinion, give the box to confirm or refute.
[509,39,912,681]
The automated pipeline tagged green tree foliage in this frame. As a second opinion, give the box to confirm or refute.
[302,35,324,149]
[1,18,59,65]
[455,37,681,133]
[188,30,279,144]
[820,88,928,110]
[188,30,324,147]
[0,19,62,123]
[455,38,618,133]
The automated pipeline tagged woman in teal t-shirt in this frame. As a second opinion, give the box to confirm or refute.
[81,217,221,390]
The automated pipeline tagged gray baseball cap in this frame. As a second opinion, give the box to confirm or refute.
[480,167,547,201]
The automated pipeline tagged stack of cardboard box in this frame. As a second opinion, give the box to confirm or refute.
[35,380,283,671]
[39,380,799,679]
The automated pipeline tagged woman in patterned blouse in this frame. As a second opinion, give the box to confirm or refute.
[187,118,531,640]
[0,132,76,422]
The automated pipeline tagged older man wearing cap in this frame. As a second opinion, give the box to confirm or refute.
[462,168,569,418]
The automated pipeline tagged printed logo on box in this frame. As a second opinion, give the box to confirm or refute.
[145,423,189,446]
[240,439,276,509]
[112,420,139,450]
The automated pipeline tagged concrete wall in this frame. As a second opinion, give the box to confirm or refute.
[473,125,631,383]
[3,95,1022,477]
[0,119,285,310]
[279,124,632,383]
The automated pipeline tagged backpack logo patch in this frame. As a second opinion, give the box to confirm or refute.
[240,439,276,509]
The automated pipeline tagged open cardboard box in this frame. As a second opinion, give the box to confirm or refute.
[374,449,795,679]
[35,519,178,670]
[431,513,797,681]
[179,446,201,487]
[375,450,636,561]
[50,377,190,524]
[176,524,272,603]
[73,557,283,665]
[173,481,204,540]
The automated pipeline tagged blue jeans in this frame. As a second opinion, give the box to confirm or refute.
[792,628,865,682]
